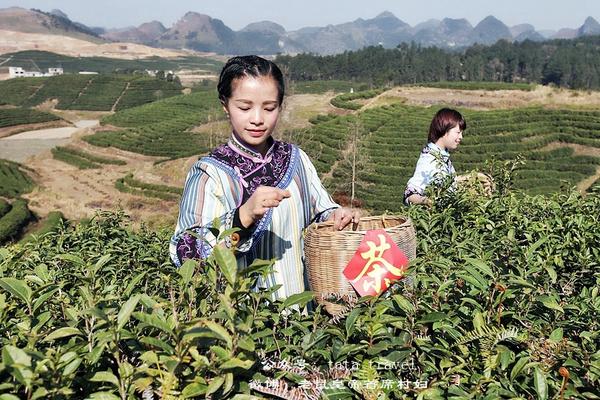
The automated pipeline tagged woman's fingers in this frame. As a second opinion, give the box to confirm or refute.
[332,208,360,230]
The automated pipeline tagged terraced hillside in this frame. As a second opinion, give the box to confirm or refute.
[0,107,60,129]
[84,88,223,158]
[296,104,600,213]
[70,88,600,215]
[0,74,182,111]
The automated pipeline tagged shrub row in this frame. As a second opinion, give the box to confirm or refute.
[51,146,126,169]
[0,198,33,243]
[0,160,34,197]
[115,173,181,201]
[0,108,60,129]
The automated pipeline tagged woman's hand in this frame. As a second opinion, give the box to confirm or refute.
[406,194,432,207]
[329,207,361,230]
[239,186,291,227]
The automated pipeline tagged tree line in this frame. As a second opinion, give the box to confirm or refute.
[276,35,600,90]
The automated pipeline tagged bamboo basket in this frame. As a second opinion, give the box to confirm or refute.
[304,215,417,315]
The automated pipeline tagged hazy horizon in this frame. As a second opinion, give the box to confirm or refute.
[0,0,598,32]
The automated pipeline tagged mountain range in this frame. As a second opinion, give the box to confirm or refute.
[1,7,600,55]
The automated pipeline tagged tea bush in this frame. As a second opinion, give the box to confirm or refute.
[0,183,598,399]
[51,147,126,169]
[0,199,33,243]
[115,173,182,201]
[0,160,34,198]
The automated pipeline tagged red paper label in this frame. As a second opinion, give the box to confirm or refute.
[343,229,409,297]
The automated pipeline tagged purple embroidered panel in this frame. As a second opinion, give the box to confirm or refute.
[176,231,201,264]
[209,136,293,202]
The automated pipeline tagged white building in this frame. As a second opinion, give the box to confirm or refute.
[48,67,63,76]
[8,66,64,78]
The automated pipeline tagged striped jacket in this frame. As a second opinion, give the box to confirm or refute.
[170,135,339,299]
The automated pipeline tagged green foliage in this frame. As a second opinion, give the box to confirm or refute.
[115,173,182,201]
[295,103,600,213]
[115,78,182,111]
[277,36,600,90]
[19,211,66,244]
[0,187,598,398]
[417,81,536,91]
[51,147,126,169]
[0,199,10,218]
[0,50,223,75]
[0,74,184,111]
[84,90,223,158]
[330,89,385,110]
[0,159,35,198]
[291,80,370,94]
[0,199,33,243]
[0,108,60,129]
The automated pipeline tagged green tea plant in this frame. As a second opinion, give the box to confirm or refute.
[0,199,33,243]
[0,108,60,129]
[51,147,126,169]
[115,173,181,201]
[297,103,600,212]
[19,211,66,244]
[0,181,598,399]
[330,89,384,110]
[0,160,35,198]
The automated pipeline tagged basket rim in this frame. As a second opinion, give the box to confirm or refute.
[306,215,413,235]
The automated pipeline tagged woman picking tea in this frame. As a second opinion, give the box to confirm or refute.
[170,55,360,299]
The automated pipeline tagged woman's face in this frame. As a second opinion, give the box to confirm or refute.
[223,75,281,154]
[436,124,463,151]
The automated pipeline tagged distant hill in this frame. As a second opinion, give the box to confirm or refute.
[0,7,102,42]
[1,7,599,55]
[471,16,512,45]
[103,21,166,43]
[578,16,600,36]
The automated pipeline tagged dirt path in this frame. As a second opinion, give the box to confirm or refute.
[112,81,130,112]
[0,120,71,138]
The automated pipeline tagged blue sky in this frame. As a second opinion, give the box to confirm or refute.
[1,0,598,31]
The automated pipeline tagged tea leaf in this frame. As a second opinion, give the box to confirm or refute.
[220,358,254,370]
[213,246,237,286]
[282,291,314,309]
[534,366,548,400]
[88,392,120,400]
[537,295,564,313]
[202,320,233,349]
[117,294,141,331]
[549,328,563,342]
[465,258,495,279]
[0,278,32,305]
[43,327,83,342]
[178,259,196,286]
[2,346,31,367]
[205,376,225,396]
[90,371,120,388]
[181,382,208,398]
[418,312,448,324]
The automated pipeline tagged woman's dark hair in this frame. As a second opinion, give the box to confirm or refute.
[427,108,467,143]
[217,55,285,105]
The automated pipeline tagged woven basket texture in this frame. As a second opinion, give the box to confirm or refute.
[304,215,417,315]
